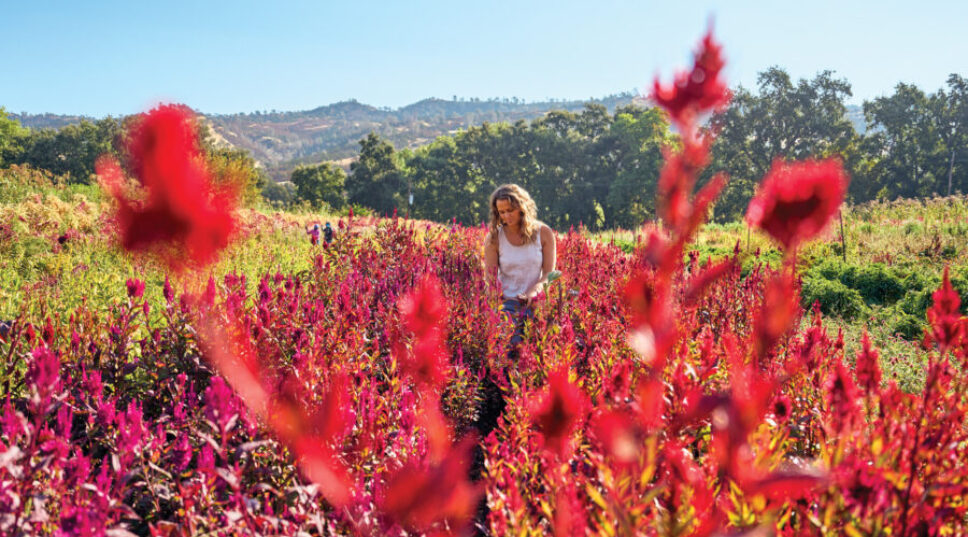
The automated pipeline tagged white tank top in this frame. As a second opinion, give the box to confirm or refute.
[498,226,543,299]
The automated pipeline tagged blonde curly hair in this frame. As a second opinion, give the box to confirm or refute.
[489,184,539,244]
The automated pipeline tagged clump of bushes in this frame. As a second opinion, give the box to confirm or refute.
[801,277,868,320]
[803,259,968,338]
[809,260,905,304]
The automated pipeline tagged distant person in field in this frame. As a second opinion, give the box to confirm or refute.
[306,223,321,245]
[323,222,334,245]
[483,183,557,345]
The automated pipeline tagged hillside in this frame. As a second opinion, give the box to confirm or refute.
[14,94,642,180]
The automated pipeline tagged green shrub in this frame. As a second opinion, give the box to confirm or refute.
[891,313,924,340]
[903,221,922,235]
[614,238,635,254]
[847,264,905,304]
[808,260,906,305]
[898,288,935,318]
[812,259,844,281]
[801,277,868,320]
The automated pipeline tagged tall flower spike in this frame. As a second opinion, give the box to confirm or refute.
[96,104,237,271]
[855,331,882,393]
[530,367,587,459]
[652,28,729,129]
[746,158,849,253]
[927,266,964,351]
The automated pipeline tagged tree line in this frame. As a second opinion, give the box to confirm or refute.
[2,66,966,228]
[284,68,968,228]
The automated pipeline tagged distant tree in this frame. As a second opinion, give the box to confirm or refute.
[710,68,856,220]
[0,107,28,166]
[207,147,268,207]
[860,83,941,199]
[930,74,968,195]
[347,133,404,215]
[602,107,669,228]
[14,117,123,183]
[261,180,297,206]
[291,162,347,209]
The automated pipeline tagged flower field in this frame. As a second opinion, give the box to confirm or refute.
[2,31,968,537]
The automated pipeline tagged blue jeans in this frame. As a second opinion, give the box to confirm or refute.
[501,298,533,346]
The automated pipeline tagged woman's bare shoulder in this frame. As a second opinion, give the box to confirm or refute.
[538,223,554,240]
[484,228,499,245]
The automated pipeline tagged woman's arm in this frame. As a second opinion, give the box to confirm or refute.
[483,231,499,274]
[519,225,556,300]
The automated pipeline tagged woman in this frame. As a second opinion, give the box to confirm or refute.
[482,184,556,340]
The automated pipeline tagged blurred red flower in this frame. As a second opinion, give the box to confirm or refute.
[381,435,481,532]
[530,367,587,459]
[745,158,849,252]
[96,104,237,271]
[396,274,451,390]
[652,28,729,128]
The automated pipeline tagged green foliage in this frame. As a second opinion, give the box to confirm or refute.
[10,117,123,184]
[262,180,297,207]
[0,108,28,167]
[347,133,404,215]
[709,68,857,222]
[885,307,924,340]
[801,277,868,320]
[402,105,670,229]
[291,162,346,209]
[207,146,268,208]
[810,261,906,305]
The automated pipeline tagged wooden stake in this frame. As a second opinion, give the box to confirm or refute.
[839,209,847,262]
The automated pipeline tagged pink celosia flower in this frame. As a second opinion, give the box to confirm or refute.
[125,278,145,299]
[27,347,60,407]
[746,159,849,252]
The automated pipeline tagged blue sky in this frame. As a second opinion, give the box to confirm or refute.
[3,0,966,116]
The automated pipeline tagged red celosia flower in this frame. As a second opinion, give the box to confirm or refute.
[825,359,860,433]
[854,331,882,393]
[652,28,730,128]
[662,440,716,520]
[771,393,792,423]
[396,275,450,389]
[381,435,481,532]
[684,258,734,306]
[657,139,710,230]
[744,469,826,503]
[752,271,800,361]
[745,158,849,252]
[27,347,61,408]
[926,267,964,351]
[96,104,237,271]
[530,367,587,459]
[590,408,643,466]
[623,270,675,368]
[636,377,667,432]
[198,315,353,507]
